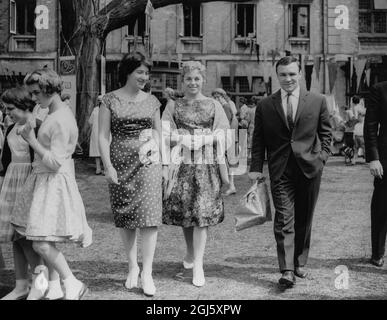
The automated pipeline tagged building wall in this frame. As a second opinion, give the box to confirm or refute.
[104,0,387,106]
[36,0,58,53]
[0,0,9,53]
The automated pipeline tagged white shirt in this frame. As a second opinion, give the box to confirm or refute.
[354,121,364,137]
[281,86,300,121]
[32,104,49,122]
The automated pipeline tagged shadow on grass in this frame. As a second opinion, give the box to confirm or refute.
[1,256,385,299]
[225,255,387,276]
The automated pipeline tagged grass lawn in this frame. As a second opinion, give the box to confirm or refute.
[1,157,386,300]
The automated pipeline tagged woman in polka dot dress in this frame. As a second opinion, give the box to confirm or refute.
[99,52,162,297]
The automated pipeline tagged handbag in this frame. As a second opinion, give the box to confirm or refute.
[235,177,272,231]
[163,145,184,200]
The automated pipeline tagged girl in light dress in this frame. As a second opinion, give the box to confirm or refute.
[11,68,92,300]
[0,87,48,300]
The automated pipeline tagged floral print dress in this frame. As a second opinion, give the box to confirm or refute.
[162,98,230,227]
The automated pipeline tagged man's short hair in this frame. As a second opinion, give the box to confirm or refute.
[276,56,301,73]
[352,95,360,104]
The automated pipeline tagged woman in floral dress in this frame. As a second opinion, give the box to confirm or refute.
[162,61,230,287]
[99,52,162,297]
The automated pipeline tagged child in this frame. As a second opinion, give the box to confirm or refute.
[88,96,103,174]
[0,87,48,300]
[352,114,365,165]
[11,68,92,300]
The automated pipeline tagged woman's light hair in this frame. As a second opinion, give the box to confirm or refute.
[212,88,229,100]
[181,61,206,78]
[25,67,63,95]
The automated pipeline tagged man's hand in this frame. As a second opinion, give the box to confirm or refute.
[370,160,384,179]
[248,172,263,182]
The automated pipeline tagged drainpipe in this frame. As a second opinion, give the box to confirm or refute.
[57,0,61,71]
[322,0,327,94]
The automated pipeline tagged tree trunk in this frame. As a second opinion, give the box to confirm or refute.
[59,0,248,147]
[0,246,5,269]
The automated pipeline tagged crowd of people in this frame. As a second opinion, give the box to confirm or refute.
[0,52,386,300]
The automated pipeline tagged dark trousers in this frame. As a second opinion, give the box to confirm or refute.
[271,153,322,272]
[371,174,387,260]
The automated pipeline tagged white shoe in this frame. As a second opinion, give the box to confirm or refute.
[141,272,156,297]
[223,188,236,196]
[125,266,140,289]
[183,260,194,269]
[1,288,29,300]
[192,265,205,287]
[27,266,49,300]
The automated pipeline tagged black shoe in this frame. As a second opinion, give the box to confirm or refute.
[295,267,308,278]
[370,258,384,267]
[279,271,296,288]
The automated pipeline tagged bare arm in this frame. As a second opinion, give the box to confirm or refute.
[98,103,112,169]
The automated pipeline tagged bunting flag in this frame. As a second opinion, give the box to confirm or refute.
[262,48,269,84]
[354,58,367,92]
[271,64,281,93]
[245,65,253,91]
[351,64,358,93]
[365,67,371,87]
[305,65,313,91]
[314,56,321,81]
[310,67,320,93]
[263,61,269,84]
[167,48,172,68]
[255,44,260,62]
[215,63,222,88]
[229,64,237,89]
[145,0,154,19]
[325,94,338,115]
[327,59,337,93]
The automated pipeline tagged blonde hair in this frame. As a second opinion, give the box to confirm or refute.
[25,68,63,95]
[181,61,206,78]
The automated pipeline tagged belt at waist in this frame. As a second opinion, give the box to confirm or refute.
[11,156,31,164]
[32,158,75,174]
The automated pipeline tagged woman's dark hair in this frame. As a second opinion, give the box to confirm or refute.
[118,52,152,86]
[352,95,360,104]
[25,67,63,95]
[1,86,35,112]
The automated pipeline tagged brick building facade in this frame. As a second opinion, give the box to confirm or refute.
[0,0,386,113]
[0,0,59,93]
[106,0,387,110]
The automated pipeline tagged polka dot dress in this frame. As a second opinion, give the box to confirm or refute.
[102,93,162,229]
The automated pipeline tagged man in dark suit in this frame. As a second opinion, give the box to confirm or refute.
[364,81,387,268]
[249,56,332,288]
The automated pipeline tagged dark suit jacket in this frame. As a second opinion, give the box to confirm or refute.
[250,88,332,182]
[364,81,387,166]
[0,120,42,176]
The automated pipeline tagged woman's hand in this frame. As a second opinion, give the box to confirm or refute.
[105,165,119,185]
[139,139,159,166]
[20,122,36,144]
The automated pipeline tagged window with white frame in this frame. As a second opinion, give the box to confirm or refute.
[9,0,16,34]
[15,0,36,35]
[127,14,147,37]
[183,3,202,37]
[235,3,256,38]
[289,4,310,38]
[359,0,387,34]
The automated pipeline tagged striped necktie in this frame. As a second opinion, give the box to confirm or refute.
[286,92,294,130]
